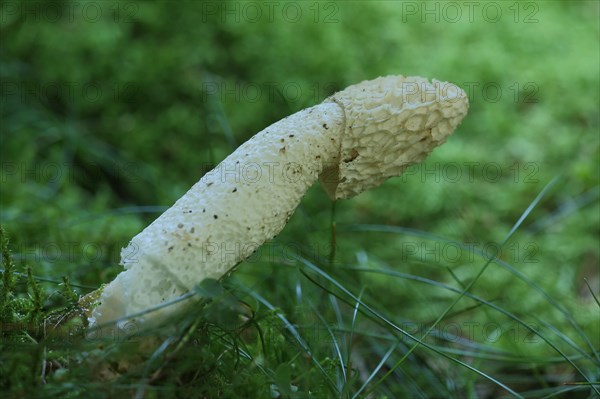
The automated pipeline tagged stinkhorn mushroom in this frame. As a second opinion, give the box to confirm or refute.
[86,75,468,332]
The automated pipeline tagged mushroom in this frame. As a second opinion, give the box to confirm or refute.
[86,75,468,332]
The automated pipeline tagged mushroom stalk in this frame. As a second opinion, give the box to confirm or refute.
[87,76,468,332]
[90,103,344,330]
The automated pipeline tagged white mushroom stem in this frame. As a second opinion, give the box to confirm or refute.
[87,76,468,332]
[90,103,344,330]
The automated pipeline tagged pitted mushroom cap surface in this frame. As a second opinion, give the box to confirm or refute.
[321,75,468,200]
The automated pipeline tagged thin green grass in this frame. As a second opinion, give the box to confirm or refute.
[1,172,599,397]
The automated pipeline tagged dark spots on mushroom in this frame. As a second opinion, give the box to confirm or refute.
[343,149,359,163]
[187,243,192,247]
[323,123,328,129]
[168,246,174,252]
[279,147,286,154]
[207,182,213,187]
[280,138,285,143]
[213,214,218,219]
[330,138,335,141]
[190,227,195,233]
[315,155,321,159]
[232,187,237,192]
[247,227,251,231]
[289,134,295,138]
[177,223,184,228]
[202,209,206,213]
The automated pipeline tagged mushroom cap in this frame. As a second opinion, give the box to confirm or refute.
[320,75,469,200]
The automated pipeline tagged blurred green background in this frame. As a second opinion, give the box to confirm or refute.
[1,1,598,398]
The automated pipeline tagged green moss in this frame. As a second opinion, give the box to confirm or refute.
[1,1,598,397]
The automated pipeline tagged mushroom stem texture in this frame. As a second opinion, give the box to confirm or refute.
[88,75,468,332]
